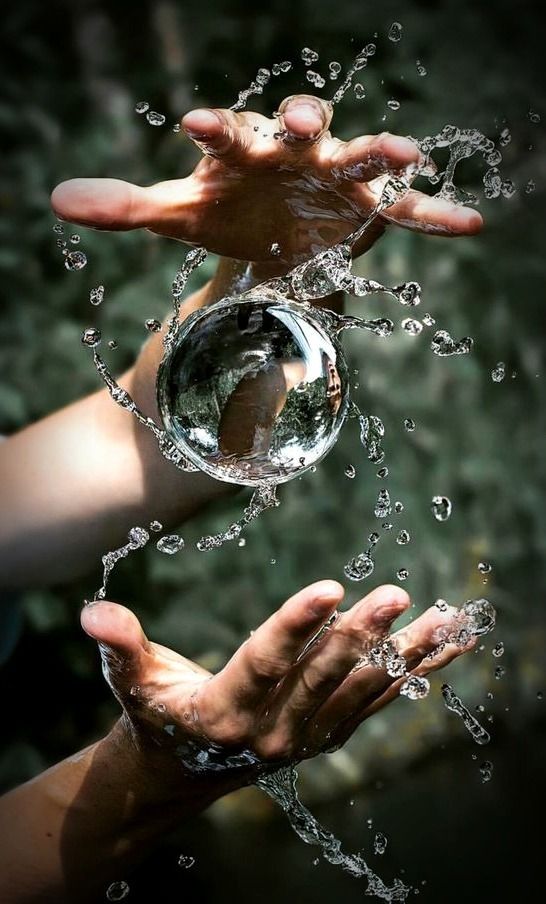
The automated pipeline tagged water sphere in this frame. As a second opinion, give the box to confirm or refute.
[157,294,350,486]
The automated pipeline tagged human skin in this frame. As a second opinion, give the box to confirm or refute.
[0,581,473,902]
[0,95,482,590]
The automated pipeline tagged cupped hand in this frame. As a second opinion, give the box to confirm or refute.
[51,95,482,272]
[82,580,473,782]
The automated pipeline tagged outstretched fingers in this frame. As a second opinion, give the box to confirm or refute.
[81,601,151,693]
[331,132,424,183]
[379,188,483,236]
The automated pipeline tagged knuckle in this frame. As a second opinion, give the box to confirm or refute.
[248,650,289,683]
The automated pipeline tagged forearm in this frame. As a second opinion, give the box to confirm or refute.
[0,718,240,903]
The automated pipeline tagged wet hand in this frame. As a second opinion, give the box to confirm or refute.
[82,580,474,782]
[51,95,482,272]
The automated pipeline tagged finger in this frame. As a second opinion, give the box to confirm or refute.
[207,580,345,716]
[51,178,156,231]
[331,132,424,183]
[277,94,333,144]
[309,604,467,746]
[81,601,150,689]
[269,585,410,729]
[182,107,271,164]
[379,188,483,236]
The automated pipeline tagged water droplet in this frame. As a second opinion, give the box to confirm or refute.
[401,318,423,336]
[416,59,427,76]
[494,665,505,680]
[525,179,536,194]
[52,223,64,234]
[344,464,356,478]
[147,111,166,126]
[306,70,326,88]
[256,68,271,86]
[491,361,506,382]
[157,534,185,555]
[354,83,366,100]
[81,327,101,347]
[312,857,320,866]
[431,330,473,356]
[270,557,277,565]
[329,61,341,80]
[478,561,492,575]
[178,854,195,869]
[537,691,543,701]
[528,110,541,123]
[396,282,421,306]
[106,881,130,901]
[461,598,496,636]
[65,250,87,271]
[394,501,404,513]
[145,318,162,333]
[376,467,389,478]
[435,599,448,612]
[388,22,403,42]
[498,127,511,147]
[373,831,388,855]
[492,642,504,658]
[396,568,409,582]
[396,529,411,545]
[404,417,416,432]
[70,234,80,244]
[135,101,149,114]
[382,522,393,531]
[90,285,105,306]
[387,99,401,111]
[479,761,493,783]
[431,495,452,521]
[400,675,430,699]
[374,488,391,519]
[501,179,516,198]
[108,339,118,350]
[344,553,374,581]
[301,47,319,66]
[128,526,149,548]
[270,242,281,257]
[238,538,246,547]
[368,532,380,545]
[172,123,181,133]
[150,520,163,532]
[280,61,292,73]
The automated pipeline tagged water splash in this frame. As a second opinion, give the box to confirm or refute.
[441,684,491,745]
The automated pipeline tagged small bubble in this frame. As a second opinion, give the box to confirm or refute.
[270,242,281,257]
[280,61,292,73]
[478,561,492,575]
[498,127,511,147]
[396,529,411,545]
[373,832,388,855]
[145,318,162,333]
[382,522,393,531]
[404,418,416,432]
[387,99,401,111]
[238,538,246,547]
[422,313,436,326]
[52,223,64,234]
[400,675,430,699]
[172,123,181,133]
[270,558,277,565]
[81,327,101,347]
[479,761,493,783]
[70,234,80,244]
[90,285,105,306]
[368,532,380,545]
[306,70,326,88]
[344,464,356,479]
[178,855,195,869]
[329,61,341,80]
[491,361,506,383]
[65,250,87,271]
[376,467,389,478]
[397,568,409,581]
[435,599,448,612]
[492,642,504,658]
[147,111,166,126]
[401,317,423,336]
[494,665,505,680]
[537,691,543,701]
[416,59,427,77]
[528,110,541,123]
[301,47,319,66]
[135,101,149,114]
[157,534,185,555]
[312,858,320,866]
[394,501,404,513]
[431,495,452,522]
[108,339,118,350]
[525,179,536,194]
[106,882,130,902]
[354,83,366,100]
[388,22,403,42]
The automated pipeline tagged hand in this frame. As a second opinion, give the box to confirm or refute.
[82,580,473,784]
[51,95,483,275]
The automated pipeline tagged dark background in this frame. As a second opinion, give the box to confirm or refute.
[1,0,545,900]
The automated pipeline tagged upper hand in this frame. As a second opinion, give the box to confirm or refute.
[51,95,483,273]
[82,580,473,784]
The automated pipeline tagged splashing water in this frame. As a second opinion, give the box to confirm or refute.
[257,766,411,902]
[441,683,491,745]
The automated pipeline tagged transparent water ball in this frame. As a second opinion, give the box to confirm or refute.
[157,294,350,486]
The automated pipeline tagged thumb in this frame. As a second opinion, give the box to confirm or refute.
[51,178,156,231]
[81,601,150,691]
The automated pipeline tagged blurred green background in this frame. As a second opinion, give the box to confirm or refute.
[1,0,545,900]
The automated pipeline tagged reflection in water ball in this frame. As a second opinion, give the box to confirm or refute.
[157,294,350,485]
